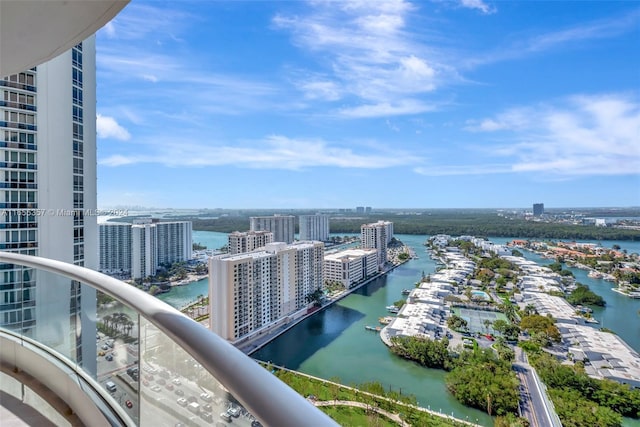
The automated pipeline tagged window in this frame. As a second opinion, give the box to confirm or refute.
[72,87,83,106]
[72,105,83,123]
[72,68,83,87]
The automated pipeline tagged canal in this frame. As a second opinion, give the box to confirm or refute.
[252,234,494,426]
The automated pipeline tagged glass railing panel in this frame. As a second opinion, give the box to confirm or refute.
[0,261,139,423]
[0,254,336,427]
[138,317,259,427]
[96,293,140,423]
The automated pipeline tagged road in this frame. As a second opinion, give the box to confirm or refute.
[513,347,561,427]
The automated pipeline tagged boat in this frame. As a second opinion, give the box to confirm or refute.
[365,325,381,332]
[387,306,400,314]
[378,316,394,325]
[401,289,411,295]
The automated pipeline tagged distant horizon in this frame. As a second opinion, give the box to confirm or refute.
[98,205,640,212]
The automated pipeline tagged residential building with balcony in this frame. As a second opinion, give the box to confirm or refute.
[361,220,394,269]
[228,230,273,254]
[249,214,295,244]
[299,213,330,241]
[99,219,192,279]
[210,241,323,342]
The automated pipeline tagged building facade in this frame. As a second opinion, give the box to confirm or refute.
[360,220,394,268]
[99,219,192,279]
[210,241,323,342]
[249,215,295,244]
[0,38,97,370]
[324,248,378,288]
[533,203,544,216]
[228,230,273,255]
[298,214,329,241]
[98,223,131,274]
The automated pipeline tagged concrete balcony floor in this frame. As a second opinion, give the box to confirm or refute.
[0,365,82,426]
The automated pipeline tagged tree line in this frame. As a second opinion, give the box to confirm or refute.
[188,212,640,241]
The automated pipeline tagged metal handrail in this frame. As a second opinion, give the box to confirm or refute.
[0,252,338,427]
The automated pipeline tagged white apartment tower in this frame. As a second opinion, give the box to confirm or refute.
[156,220,192,265]
[299,214,330,241]
[361,220,394,269]
[0,38,97,369]
[249,215,295,244]
[228,230,274,255]
[210,241,323,342]
[99,220,192,279]
[98,223,131,274]
[131,222,158,280]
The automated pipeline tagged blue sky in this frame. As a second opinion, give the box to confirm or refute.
[95,0,640,209]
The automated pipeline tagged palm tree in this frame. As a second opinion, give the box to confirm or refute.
[483,319,492,334]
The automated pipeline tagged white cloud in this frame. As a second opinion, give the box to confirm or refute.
[96,114,131,141]
[466,93,640,176]
[298,79,342,101]
[459,0,495,15]
[100,134,423,170]
[273,0,448,118]
[338,100,437,118]
[103,21,116,38]
[97,3,192,41]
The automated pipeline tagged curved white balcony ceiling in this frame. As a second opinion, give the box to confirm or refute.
[0,0,129,77]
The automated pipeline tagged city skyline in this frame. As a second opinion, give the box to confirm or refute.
[96,1,639,209]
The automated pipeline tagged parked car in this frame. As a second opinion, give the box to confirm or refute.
[176,398,187,407]
[200,392,212,402]
[125,400,133,409]
[172,378,181,386]
[175,389,184,397]
[219,412,232,422]
[227,406,240,418]
[203,403,212,412]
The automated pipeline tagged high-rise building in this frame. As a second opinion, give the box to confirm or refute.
[210,241,323,342]
[361,220,394,268]
[98,223,132,274]
[131,220,158,280]
[228,230,273,254]
[0,38,97,368]
[99,219,192,279]
[249,215,295,244]
[533,203,545,216]
[156,220,192,265]
[299,214,330,241]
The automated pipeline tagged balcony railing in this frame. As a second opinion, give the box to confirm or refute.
[0,252,337,427]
